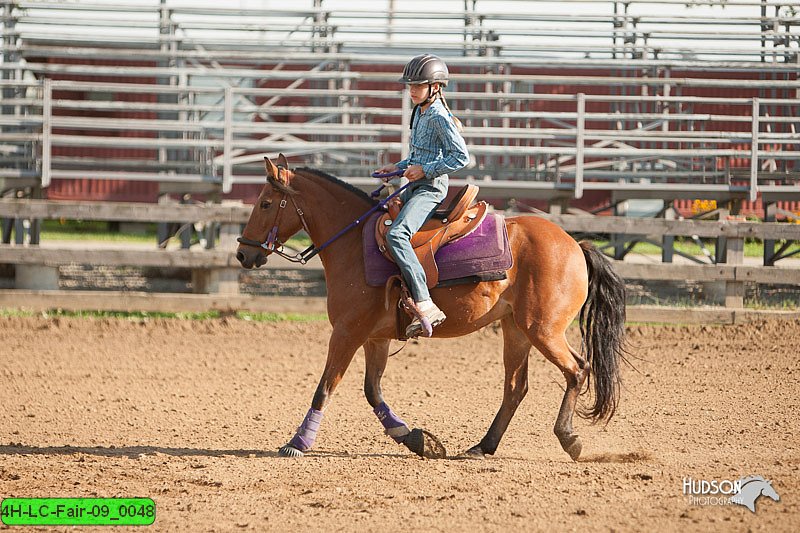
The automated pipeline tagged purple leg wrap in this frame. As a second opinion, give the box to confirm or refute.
[374,402,411,443]
[287,408,324,452]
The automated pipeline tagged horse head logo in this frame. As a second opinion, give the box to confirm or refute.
[730,475,780,513]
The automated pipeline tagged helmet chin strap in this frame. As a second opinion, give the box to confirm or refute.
[423,83,438,104]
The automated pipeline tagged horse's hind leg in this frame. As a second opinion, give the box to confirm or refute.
[464,315,531,459]
[363,339,446,459]
[530,332,588,461]
[363,338,391,410]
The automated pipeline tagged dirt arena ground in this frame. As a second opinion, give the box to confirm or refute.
[1,315,798,532]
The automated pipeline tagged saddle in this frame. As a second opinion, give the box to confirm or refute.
[375,184,488,288]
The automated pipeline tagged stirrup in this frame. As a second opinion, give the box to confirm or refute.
[405,308,446,338]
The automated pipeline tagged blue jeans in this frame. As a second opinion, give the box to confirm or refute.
[386,181,447,302]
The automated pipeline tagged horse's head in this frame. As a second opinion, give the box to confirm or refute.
[761,480,780,502]
[236,154,305,269]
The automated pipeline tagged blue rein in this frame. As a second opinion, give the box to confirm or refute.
[369,169,406,197]
[288,170,409,264]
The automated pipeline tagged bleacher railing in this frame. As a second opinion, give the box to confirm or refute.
[1,76,798,201]
[4,0,799,63]
[1,0,799,202]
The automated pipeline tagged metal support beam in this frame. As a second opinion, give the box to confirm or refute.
[222,87,233,194]
[41,78,51,187]
[575,92,585,199]
[750,97,759,202]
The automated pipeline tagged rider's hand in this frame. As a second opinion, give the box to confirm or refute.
[375,164,398,176]
[404,165,426,181]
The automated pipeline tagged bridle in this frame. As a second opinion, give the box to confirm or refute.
[236,168,317,264]
[237,168,412,265]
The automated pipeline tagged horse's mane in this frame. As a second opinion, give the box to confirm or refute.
[268,175,297,195]
[296,167,378,206]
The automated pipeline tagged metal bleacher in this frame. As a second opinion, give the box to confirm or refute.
[1,0,799,211]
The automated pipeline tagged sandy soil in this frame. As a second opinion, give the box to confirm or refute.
[1,315,798,532]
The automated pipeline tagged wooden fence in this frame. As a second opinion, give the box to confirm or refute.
[1,199,799,321]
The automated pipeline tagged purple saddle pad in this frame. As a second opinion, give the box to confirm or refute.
[363,212,513,287]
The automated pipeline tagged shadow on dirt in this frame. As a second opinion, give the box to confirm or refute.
[0,444,280,459]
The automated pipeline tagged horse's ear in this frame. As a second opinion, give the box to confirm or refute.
[277,153,289,169]
[263,156,279,181]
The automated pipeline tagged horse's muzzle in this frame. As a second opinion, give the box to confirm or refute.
[236,247,267,269]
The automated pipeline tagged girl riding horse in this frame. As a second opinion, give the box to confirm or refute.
[374,54,470,338]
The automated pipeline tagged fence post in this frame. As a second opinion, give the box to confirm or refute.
[763,201,776,266]
[612,196,627,260]
[716,203,730,264]
[156,194,173,246]
[721,222,745,309]
[15,264,59,291]
[662,200,675,263]
[191,201,240,295]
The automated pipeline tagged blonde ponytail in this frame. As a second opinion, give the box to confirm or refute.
[440,95,463,132]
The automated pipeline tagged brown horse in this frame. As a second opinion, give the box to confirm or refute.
[236,156,626,460]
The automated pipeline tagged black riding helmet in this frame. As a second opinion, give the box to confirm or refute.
[398,54,449,87]
[399,54,452,129]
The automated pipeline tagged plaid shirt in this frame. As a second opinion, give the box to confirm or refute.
[395,99,469,186]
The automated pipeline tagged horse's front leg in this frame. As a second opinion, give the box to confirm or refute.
[363,339,446,459]
[278,326,365,458]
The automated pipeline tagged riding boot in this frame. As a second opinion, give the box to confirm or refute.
[405,300,446,338]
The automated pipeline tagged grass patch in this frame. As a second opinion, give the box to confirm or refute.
[33,220,314,249]
[39,220,156,243]
[593,238,800,258]
[0,308,328,322]
[40,231,156,244]
[744,299,800,311]
[236,311,327,322]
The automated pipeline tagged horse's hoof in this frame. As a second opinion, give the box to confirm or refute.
[404,428,447,459]
[278,445,304,458]
[559,434,582,461]
[458,446,486,460]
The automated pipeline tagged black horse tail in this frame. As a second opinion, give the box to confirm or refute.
[578,240,627,423]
